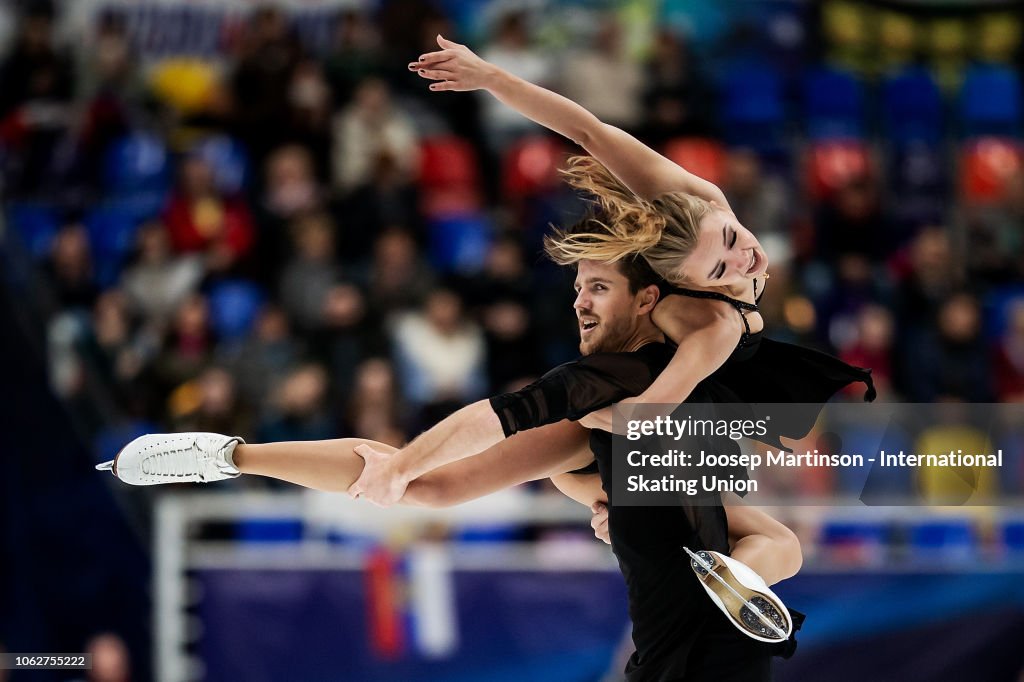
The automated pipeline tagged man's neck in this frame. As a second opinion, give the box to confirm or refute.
[616,322,665,354]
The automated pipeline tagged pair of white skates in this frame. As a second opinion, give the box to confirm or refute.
[97,432,793,644]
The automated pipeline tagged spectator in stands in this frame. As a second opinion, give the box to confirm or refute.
[343,356,406,444]
[286,58,333,180]
[0,0,74,196]
[162,155,254,275]
[963,169,1024,288]
[258,363,336,443]
[893,226,962,334]
[322,281,370,395]
[254,144,325,286]
[841,304,895,400]
[278,211,343,333]
[817,252,886,347]
[461,235,543,391]
[338,151,422,263]
[45,223,97,311]
[171,366,252,439]
[219,304,302,412]
[121,221,204,327]
[906,292,993,402]
[84,632,131,682]
[154,293,213,393]
[262,144,324,221]
[640,28,714,144]
[74,12,138,192]
[723,148,791,236]
[559,17,642,133]
[993,300,1024,402]
[331,77,419,193]
[478,11,553,148]
[362,227,436,319]
[391,286,486,416]
[88,289,145,389]
[325,9,381,107]
[815,174,890,264]
[78,11,136,100]
[231,5,301,164]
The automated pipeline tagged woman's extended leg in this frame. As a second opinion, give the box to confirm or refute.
[232,420,595,504]
[231,439,393,493]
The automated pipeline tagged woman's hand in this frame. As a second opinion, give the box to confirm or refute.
[590,502,610,544]
[578,397,642,434]
[409,34,499,92]
[578,407,614,431]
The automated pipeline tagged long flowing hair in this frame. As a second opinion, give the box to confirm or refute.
[543,156,713,285]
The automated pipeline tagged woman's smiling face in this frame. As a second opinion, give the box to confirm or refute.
[677,208,768,288]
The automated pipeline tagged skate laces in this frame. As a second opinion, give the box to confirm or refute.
[142,439,216,480]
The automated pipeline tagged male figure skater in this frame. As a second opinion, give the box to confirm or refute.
[102,252,800,680]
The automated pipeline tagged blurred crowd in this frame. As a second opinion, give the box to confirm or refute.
[2,0,1024,475]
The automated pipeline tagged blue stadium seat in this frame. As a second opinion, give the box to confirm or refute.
[981,285,1024,339]
[193,135,250,194]
[207,279,265,341]
[745,0,810,70]
[454,525,522,542]
[887,141,949,228]
[84,204,146,288]
[103,132,172,197]
[1003,521,1024,553]
[802,66,865,140]
[819,520,890,565]
[882,68,944,145]
[719,62,786,150]
[427,213,494,275]
[908,519,977,562]
[236,519,304,543]
[7,202,60,258]
[960,66,1022,138]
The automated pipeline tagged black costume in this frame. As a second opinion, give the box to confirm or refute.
[488,283,873,681]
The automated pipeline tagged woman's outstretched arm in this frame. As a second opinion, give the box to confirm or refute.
[415,35,731,208]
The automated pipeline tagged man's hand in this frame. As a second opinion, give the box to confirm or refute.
[409,34,499,92]
[590,502,610,544]
[347,443,409,507]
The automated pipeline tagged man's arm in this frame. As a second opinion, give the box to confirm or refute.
[348,399,506,504]
[401,420,593,507]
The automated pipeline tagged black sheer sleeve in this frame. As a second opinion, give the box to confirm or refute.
[488,345,672,437]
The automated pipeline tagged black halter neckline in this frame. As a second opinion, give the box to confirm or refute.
[661,280,764,349]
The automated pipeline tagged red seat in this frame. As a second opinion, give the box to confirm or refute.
[959,137,1023,204]
[805,140,873,201]
[418,136,480,189]
[418,136,482,216]
[663,138,726,187]
[502,136,566,199]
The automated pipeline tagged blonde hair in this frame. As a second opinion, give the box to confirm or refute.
[543,156,713,285]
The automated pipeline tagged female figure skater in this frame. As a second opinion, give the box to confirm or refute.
[397,34,874,427]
